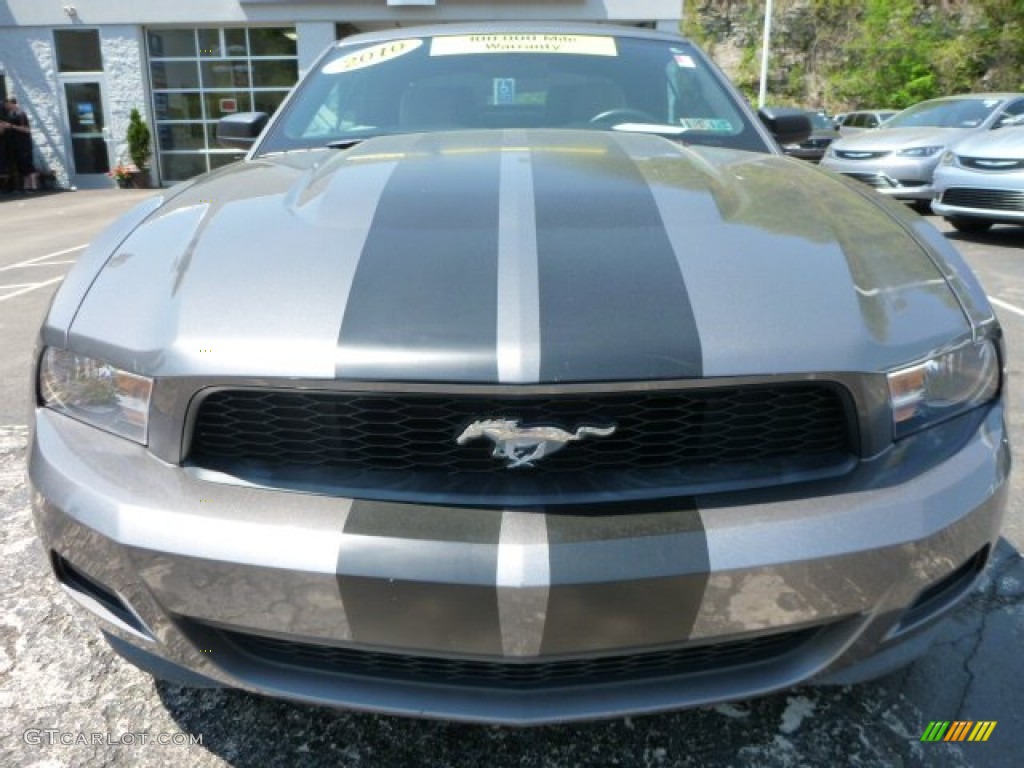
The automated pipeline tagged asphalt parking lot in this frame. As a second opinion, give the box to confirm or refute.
[1,189,1022,767]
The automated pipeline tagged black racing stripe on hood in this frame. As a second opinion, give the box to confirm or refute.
[532,133,702,382]
[337,500,504,656]
[335,133,501,381]
[540,499,709,654]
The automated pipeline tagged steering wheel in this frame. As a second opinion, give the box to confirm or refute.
[589,108,660,126]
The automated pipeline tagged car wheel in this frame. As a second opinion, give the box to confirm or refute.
[947,217,993,234]
[910,200,932,215]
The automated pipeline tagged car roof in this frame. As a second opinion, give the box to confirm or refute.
[333,22,689,48]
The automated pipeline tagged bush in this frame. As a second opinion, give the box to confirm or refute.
[126,108,151,170]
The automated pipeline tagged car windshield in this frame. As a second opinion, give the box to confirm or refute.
[884,98,1003,129]
[256,31,767,154]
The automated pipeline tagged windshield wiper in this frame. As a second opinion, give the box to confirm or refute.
[326,138,368,150]
[325,128,396,150]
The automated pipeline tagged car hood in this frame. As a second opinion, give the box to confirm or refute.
[67,129,971,382]
[832,126,967,151]
[950,126,1024,159]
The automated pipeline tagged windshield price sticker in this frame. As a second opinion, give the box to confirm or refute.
[323,39,423,74]
[431,34,618,57]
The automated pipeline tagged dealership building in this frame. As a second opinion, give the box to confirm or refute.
[0,1,683,189]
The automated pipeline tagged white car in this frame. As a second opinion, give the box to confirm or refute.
[822,93,1024,210]
[932,122,1024,233]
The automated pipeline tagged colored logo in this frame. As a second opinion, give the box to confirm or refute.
[920,721,996,742]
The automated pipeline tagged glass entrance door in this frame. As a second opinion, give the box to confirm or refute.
[63,80,111,187]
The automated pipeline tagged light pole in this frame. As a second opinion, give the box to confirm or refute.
[758,0,774,108]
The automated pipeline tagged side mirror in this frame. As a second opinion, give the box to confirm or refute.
[994,113,1024,129]
[217,112,269,150]
[757,107,813,146]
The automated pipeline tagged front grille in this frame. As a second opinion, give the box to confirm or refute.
[834,150,888,160]
[941,187,1024,212]
[959,157,1024,172]
[211,624,822,689]
[187,385,855,496]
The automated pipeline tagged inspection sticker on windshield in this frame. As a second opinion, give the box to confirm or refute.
[323,39,423,74]
[679,118,733,131]
[431,34,617,57]
[674,55,696,68]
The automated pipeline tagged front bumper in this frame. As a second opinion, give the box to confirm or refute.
[821,155,940,201]
[30,403,1009,724]
[932,182,1024,224]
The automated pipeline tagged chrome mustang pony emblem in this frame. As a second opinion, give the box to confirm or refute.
[456,419,617,468]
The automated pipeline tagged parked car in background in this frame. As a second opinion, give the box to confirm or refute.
[839,109,897,136]
[29,23,1009,725]
[932,120,1024,233]
[781,109,840,162]
[822,93,1024,211]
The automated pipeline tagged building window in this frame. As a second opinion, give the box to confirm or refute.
[55,29,103,72]
[147,27,298,183]
[335,23,361,41]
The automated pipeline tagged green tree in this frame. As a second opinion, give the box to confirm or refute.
[684,0,1024,113]
[126,108,151,170]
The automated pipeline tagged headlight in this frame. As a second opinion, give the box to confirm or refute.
[897,145,943,158]
[888,340,1000,438]
[38,348,153,444]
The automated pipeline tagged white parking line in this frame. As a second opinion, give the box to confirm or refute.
[0,276,64,303]
[988,296,1024,320]
[0,244,87,272]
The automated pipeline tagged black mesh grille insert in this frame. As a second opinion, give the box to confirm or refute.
[941,187,1024,212]
[959,157,1024,172]
[213,624,822,689]
[188,385,854,483]
[835,150,888,160]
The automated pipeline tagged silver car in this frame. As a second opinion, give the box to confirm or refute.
[822,93,1024,209]
[837,109,897,137]
[30,23,1009,725]
[932,122,1024,233]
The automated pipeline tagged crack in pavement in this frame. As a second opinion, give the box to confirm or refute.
[953,550,1022,720]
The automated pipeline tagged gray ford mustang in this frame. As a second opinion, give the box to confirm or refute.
[30,24,1009,725]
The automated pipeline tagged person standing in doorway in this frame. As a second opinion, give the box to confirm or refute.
[1,97,40,192]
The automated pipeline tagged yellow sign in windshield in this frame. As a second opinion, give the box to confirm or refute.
[323,39,423,74]
[431,34,618,57]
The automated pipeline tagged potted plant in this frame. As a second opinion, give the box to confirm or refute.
[125,108,151,187]
[107,162,138,189]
